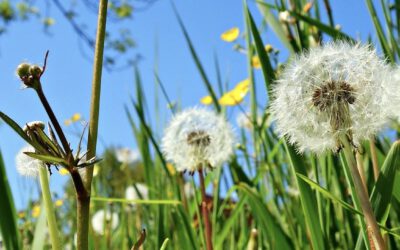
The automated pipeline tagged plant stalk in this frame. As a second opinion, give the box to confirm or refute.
[341,135,386,250]
[369,138,380,181]
[198,169,213,250]
[38,166,61,250]
[77,0,108,249]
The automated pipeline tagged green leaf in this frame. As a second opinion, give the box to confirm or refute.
[24,152,69,166]
[289,11,355,42]
[32,204,47,250]
[0,150,21,250]
[0,111,32,144]
[172,3,221,112]
[238,183,293,249]
[285,142,327,250]
[246,7,275,97]
[296,173,362,215]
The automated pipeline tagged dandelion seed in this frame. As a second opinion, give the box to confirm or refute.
[15,145,42,177]
[91,210,119,235]
[162,107,235,172]
[270,42,390,154]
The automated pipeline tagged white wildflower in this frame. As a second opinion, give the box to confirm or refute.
[91,210,119,235]
[15,145,42,177]
[162,107,235,172]
[125,183,149,201]
[115,147,140,164]
[270,42,390,154]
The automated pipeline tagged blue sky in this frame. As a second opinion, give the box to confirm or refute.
[0,0,384,208]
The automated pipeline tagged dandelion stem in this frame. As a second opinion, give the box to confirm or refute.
[38,166,61,250]
[355,152,368,193]
[341,135,386,250]
[198,169,213,250]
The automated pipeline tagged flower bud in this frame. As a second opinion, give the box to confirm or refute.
[16,63,31,79]
[29,65,42,78]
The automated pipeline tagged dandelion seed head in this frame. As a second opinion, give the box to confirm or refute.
[15,145,42,177]
[162,107,235,172]
[91,210,119,235]
[270,42,390,154]
[125,183,149,201]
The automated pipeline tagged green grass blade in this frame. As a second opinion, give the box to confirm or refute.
[364,0,395,62]
[246,7,275,97]
[172,3,221,112]
[256,1,297,54]
[32,203,47,250]
[238,183,293,249]
[0,150,21,250]
[289,11,355,42]
[296,173,362,215]
[285,142,326,250]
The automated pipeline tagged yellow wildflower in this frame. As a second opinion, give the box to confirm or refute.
[265,44,273,53]
[219,79,250,106]
[18,211,26,219]
[64,113,82,126]
[303,2,313,13]
[59,168,69,175]
[32,205,40,218]
[221,27,240,42]
[55,199,63,207]
[166,163,176,176]
[200,95,213,105]
[251,56,261,69]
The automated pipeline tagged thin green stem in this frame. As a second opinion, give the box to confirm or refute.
[341,135,386,250]
[198,169,213,250]
[77,0,108,249]
[38,166,61,250]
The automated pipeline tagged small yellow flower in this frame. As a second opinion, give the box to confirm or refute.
[221,27,240,42]
[55,199,63,207]
[265,44,273,53]
[166,163,176,176]
[200,95,213,105]
[64,113,82,126]
[59,168,69,175]
[303,2,313,13]
[251,56,261,69]
[71,113,81,122]
[18,211,26,219]
[219,79,250,106]
[32,205,40,218]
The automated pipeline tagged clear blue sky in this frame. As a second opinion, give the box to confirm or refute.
[0,0,383,208]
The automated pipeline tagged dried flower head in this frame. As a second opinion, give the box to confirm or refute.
[15,145,42,177]
[91,210,119,235]
[162,107,235,172]
[270,42,390,153]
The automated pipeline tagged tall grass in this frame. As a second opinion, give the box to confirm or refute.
[1,0,400,249]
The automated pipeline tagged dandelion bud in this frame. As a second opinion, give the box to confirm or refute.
[162,107,235,172]
[270,42,390,154]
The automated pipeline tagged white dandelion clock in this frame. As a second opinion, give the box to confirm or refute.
[15,145,42,177]
[125,183,149,201]
[270,42,390,154]
[91,210,119,235]
[383,66,400,120]
[115,148,140,164]
[162,107,235,172]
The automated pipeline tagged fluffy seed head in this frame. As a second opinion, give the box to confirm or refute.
[383,66,400,120]
[125,183,149,201]
[15,145,42,177]
[162,107,235,172]
[91,210,119,235]
[270,42,390,154]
